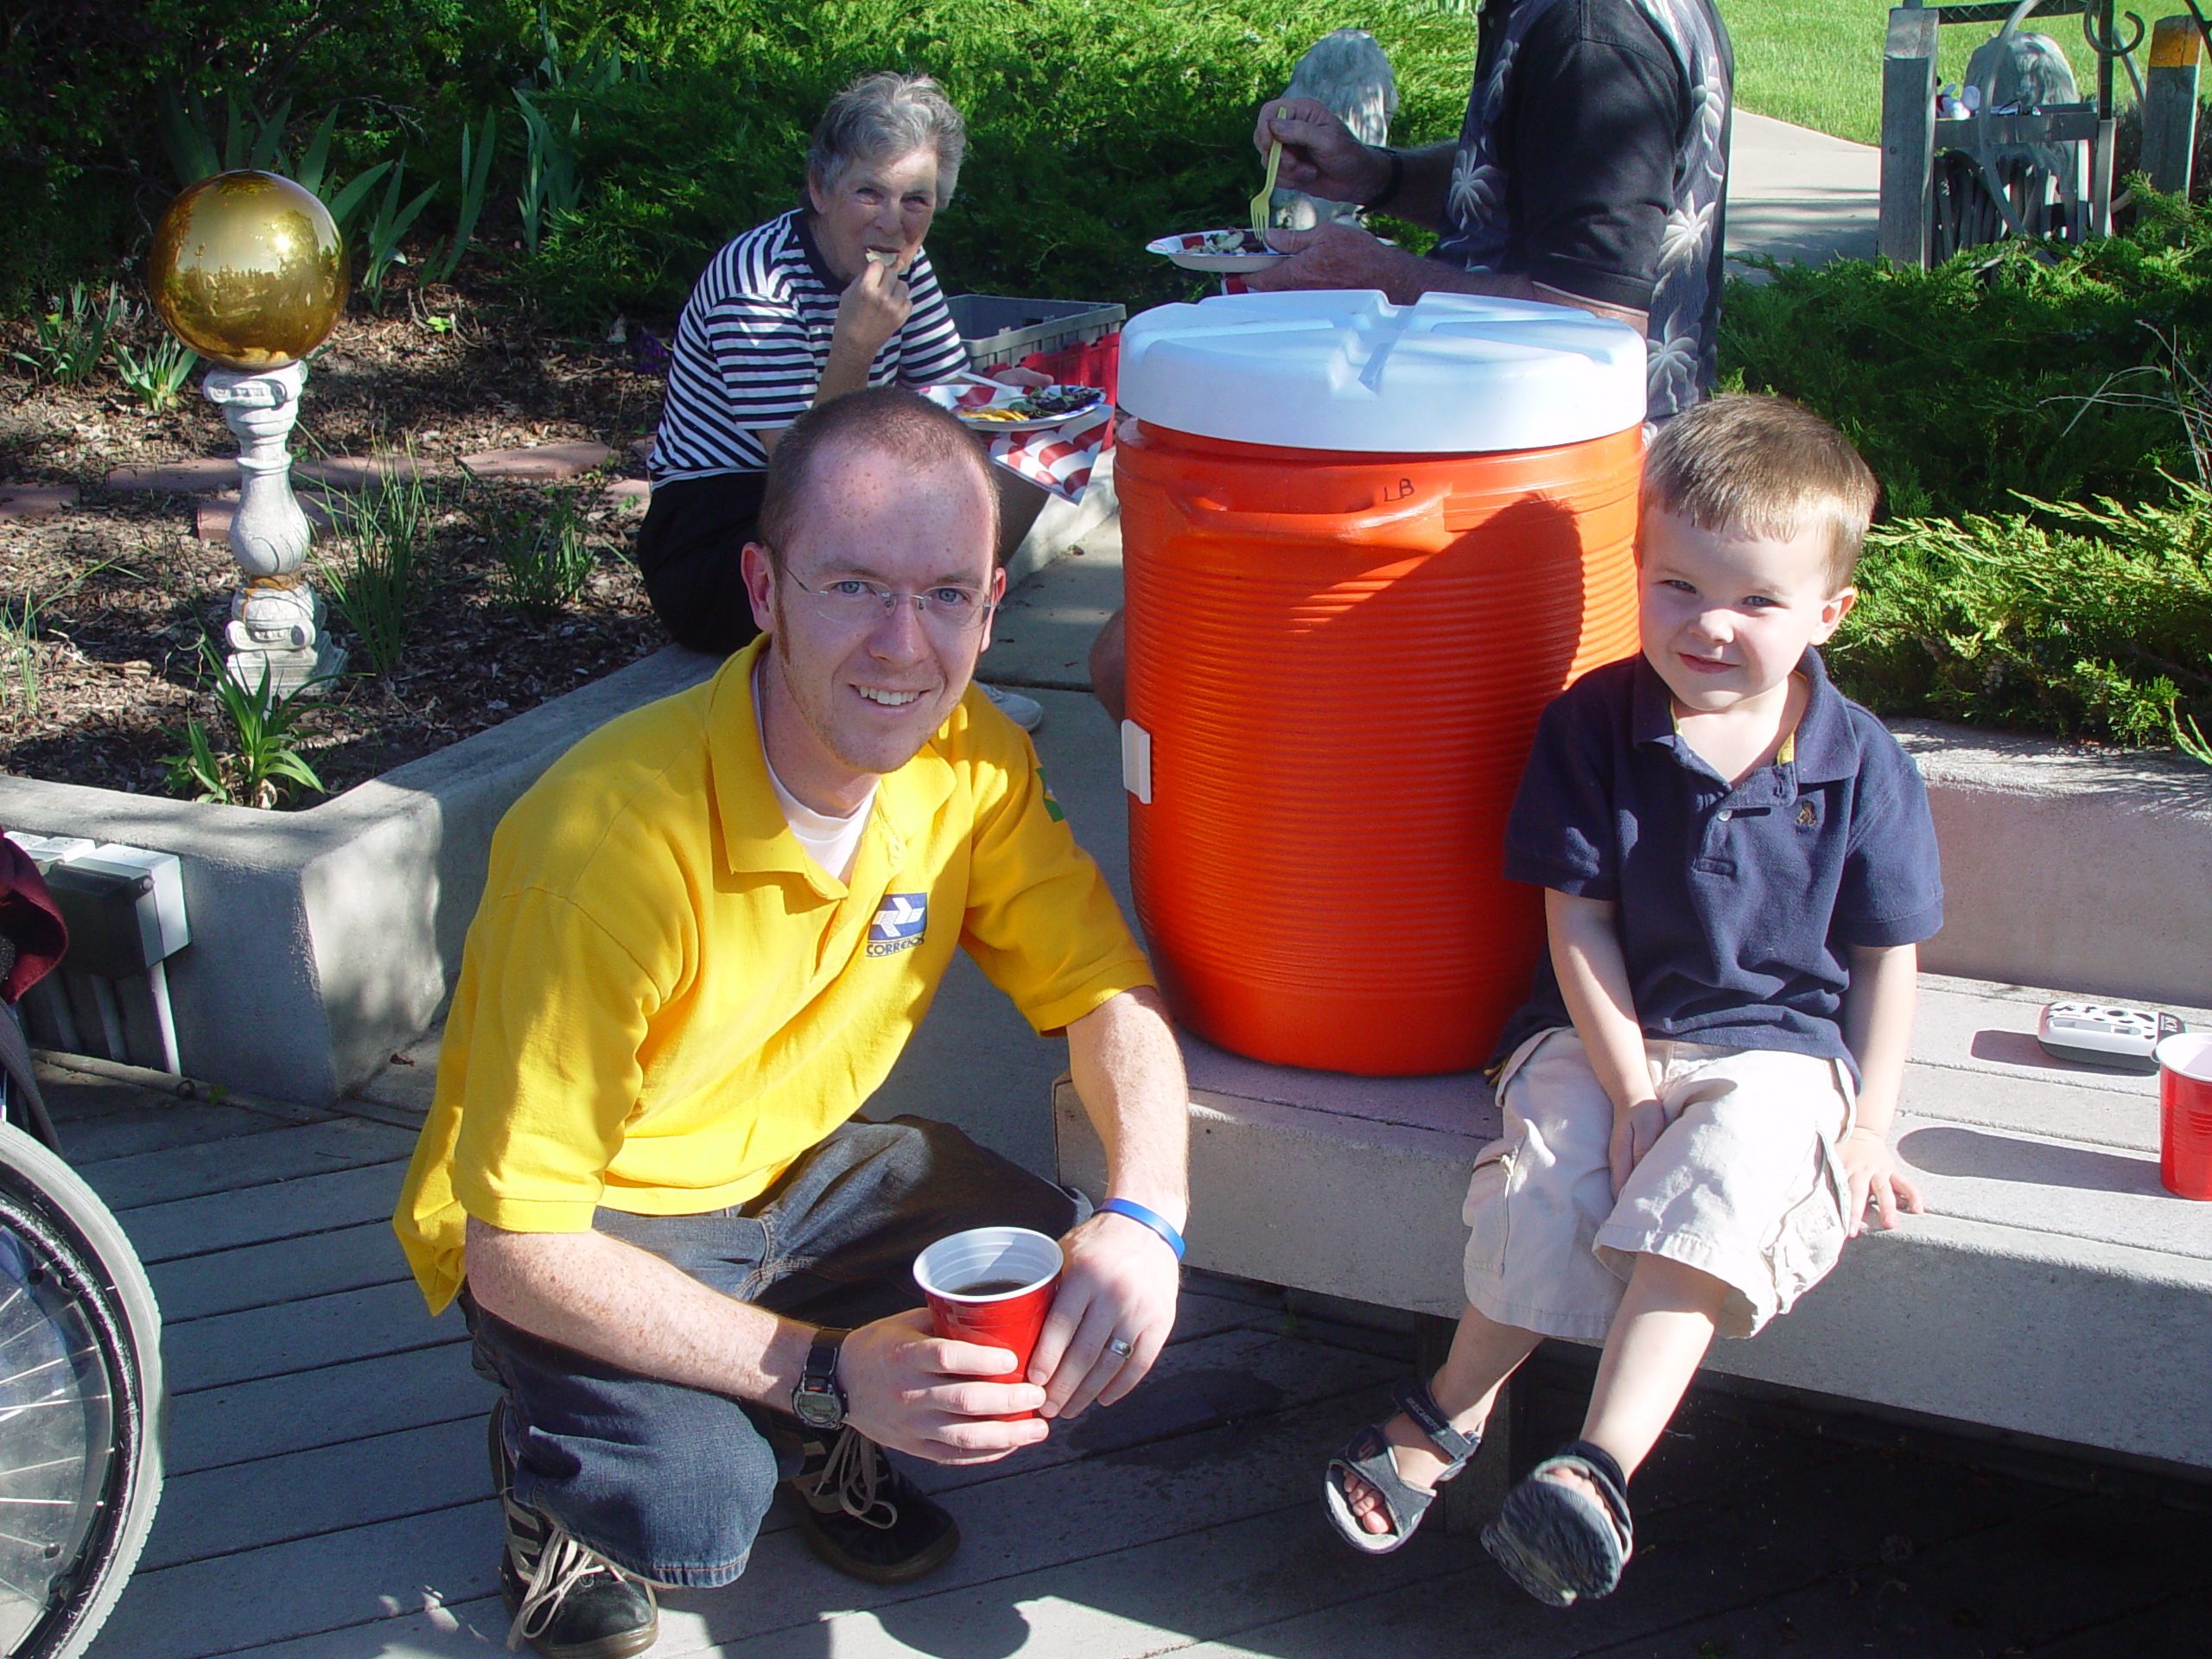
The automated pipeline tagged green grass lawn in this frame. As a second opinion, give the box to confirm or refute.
[1717,0,2115,143]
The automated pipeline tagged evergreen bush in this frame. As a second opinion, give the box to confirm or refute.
[1,0,1474,320]
[1,0,518,309]
[1720,194,2212,522]
[506,0,1472,326]
[1835,487,2212,753]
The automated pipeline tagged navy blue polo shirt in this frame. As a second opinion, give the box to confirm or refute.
[1491,648,1944,1075]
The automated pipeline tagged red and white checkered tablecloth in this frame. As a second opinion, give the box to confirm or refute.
[978,406,1112,504]
[924,378,1113,505]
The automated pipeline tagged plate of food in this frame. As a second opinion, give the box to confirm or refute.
[1147,228,1287,273]
[924,381,1108,433]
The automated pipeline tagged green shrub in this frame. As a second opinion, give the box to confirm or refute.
[162,642,331,810]
[321,461,438,676]
[4,0,1475,321]
[507,0,1476,327]
[10,283,132,387]
[111,332,201,410]
[1720,193,2212,522]
[0,0,525,311]
[1,590,43,718]
[485,491,597,614]
[1834,486,2212,755]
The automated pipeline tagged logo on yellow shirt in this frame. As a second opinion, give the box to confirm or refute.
[866,892,929,957]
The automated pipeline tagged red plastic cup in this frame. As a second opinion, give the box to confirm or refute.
[913,1227,1063,1416]
[2156,1032,2212,1201]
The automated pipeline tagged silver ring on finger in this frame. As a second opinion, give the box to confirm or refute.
[1106,1335,1135,1359]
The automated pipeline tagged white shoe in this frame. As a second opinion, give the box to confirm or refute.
[979,682,1044,733]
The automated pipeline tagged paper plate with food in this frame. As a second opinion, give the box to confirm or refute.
[923,378,1108,434]
[1147,229,1287,273]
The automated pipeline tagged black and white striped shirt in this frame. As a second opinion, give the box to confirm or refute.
[649,210,970,484]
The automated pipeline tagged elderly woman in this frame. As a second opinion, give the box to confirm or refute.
[640,72,1045,724]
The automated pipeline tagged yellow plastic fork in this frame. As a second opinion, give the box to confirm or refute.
[1250,140,1283,234]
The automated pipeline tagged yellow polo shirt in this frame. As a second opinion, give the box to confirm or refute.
[394,639,1154,1313]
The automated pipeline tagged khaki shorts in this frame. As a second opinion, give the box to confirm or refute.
[1463,1028,1856,1342]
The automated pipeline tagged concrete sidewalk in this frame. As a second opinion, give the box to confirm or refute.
[1726,108,1880,272]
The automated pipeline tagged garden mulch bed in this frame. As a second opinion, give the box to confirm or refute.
[0,294,676,806]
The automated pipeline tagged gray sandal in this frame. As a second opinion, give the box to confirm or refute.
[1321,1380,1481,1554]
[1481,1439,1634,1605]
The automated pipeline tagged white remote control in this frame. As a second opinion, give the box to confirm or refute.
[2036,1002,2185,1073]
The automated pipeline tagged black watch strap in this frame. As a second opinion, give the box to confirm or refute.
[792,1326,850,1429]
[1366,144,1405,214]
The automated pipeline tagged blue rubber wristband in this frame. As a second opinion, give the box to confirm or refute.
[1096,1197,1185,1261]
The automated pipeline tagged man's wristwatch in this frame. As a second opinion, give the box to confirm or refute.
[791,1327,849,1431]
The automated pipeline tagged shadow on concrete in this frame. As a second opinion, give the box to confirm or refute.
[1967,1028,2146,1077]
[872,1598,1033,1659]
[1898,1124,2165,1197]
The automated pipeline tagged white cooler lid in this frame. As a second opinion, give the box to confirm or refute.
[1117,289,1645,454]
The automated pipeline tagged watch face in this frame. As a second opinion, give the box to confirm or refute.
[793,1382,843,1430]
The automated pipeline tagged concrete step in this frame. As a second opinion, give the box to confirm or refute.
[1056,974,2212,1475]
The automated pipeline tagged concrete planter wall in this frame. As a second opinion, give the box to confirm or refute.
[1,690,2204,1105]
[1892,721,2212,1007]
[0,648,717,1103]
[0,467,1121,1106]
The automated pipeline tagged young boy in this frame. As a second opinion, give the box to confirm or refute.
[1321,394,1943,1605]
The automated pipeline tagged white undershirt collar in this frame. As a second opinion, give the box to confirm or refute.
[753,656,876,883]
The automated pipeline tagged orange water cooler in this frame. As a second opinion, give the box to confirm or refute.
[1115,290,1647,1075]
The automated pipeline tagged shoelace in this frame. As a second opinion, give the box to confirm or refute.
[803,1426,900,1529]
[504,1501,651,1652]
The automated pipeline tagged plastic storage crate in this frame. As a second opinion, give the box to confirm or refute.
[945,295,1125,406]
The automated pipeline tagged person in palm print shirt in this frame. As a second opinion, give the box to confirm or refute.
[1246,0,1732,424]
[1086,0,1732,726]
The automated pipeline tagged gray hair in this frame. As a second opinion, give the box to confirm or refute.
[805,72,968,204]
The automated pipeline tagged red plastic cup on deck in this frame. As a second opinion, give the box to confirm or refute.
[913,1227,1063,1417]
[2155,1032,2212,1200]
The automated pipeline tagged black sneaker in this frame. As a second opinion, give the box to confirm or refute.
[788,1427,960,1585]
[489,1404,660,1659]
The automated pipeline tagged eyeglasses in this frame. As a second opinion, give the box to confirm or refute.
[777,564,996,634]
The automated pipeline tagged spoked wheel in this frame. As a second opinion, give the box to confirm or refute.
[0,1123,162,1659]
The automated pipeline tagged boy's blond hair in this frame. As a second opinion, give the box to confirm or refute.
[1640,394,1879,591]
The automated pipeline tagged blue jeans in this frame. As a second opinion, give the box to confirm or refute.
[462,1115,1076,1586]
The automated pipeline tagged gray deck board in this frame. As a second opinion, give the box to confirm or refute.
[143,1417,489,1572]
[2035,1588,2212,1657]
[615,1387,1427,1653]
[41,1011,2212,1659]
[1628,1485,2203,1658]
[51,1100,332,1165]
[655,1508,1458,1659]
[165,1280,457,1392]
[147,1324,1382,1589]
[151,1220,410,1321]
[91,1499,496,1659]
[116,1160,407,1262]
[99,1388,1381,1659]
[164,1341,480,1474]
[79,1117,417,1211]
[199,1592,512,1659]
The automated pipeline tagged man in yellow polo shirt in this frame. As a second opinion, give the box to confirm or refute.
[394,387,1188,1659]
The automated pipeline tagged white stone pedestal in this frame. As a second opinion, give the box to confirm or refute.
[203,361,346,696]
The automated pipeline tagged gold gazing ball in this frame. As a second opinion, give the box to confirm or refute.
[149,170,347,370]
